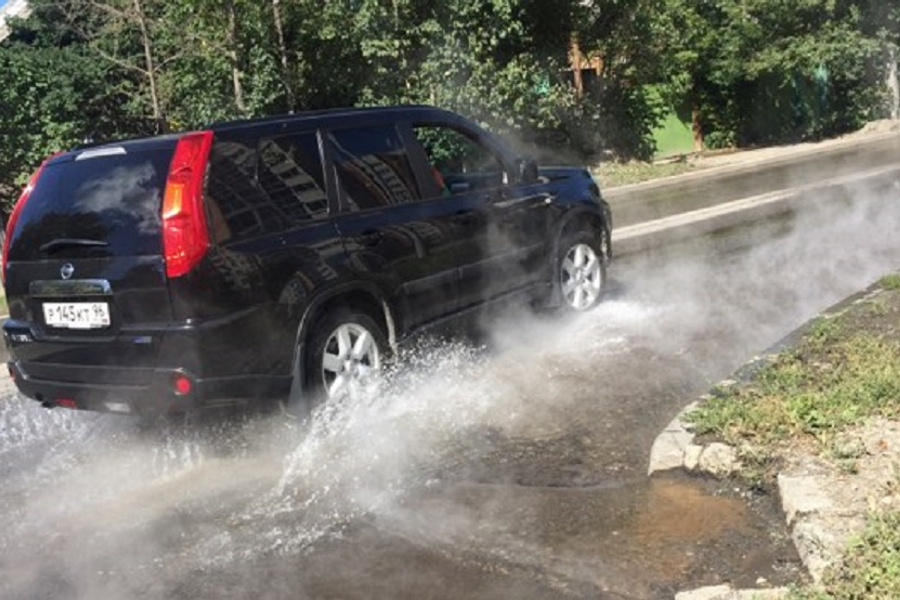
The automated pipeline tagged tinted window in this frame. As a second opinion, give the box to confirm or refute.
[412,125,506,195]
[206,134,328,243]
[258,134,328,221]
[9,149,172,260]
[206,138,279,242]
[328,125,420,211]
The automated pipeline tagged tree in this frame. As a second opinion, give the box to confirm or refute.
[0,4,144,217]
[54,0,172,132]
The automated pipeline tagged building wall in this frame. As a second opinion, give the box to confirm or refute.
[0,0,32,42]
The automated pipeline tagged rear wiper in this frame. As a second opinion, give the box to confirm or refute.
[39,238,110,254]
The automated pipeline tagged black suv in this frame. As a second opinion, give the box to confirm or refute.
[2,106,611,415]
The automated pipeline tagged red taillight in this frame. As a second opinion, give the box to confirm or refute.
[173,373,193,396]
[162,131,214,278]
[56,398,78,410]
[2,159,52,284]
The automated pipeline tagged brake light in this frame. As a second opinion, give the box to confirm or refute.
[172,372,193,396]
[162,131,214,278]
[2,158,53,283]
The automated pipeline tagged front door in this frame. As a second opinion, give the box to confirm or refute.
[408,122,551,310]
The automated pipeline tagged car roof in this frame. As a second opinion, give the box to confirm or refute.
[64,105,473,160]
[207,104,460,133]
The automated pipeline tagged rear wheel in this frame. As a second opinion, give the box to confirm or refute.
[304,310,388,403]
[557,231,605,312]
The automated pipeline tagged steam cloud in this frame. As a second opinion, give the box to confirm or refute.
[1,168,900,598]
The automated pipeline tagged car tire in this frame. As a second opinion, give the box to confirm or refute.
[302,309,389,406]
[556,230,606,312]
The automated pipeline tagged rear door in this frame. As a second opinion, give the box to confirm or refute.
[325,122,463,328]
[3,143,174,384]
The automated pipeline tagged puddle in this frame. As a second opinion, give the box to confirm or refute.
[374,475,802,599]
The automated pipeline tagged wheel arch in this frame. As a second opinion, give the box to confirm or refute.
[287,282,397,405]
[555,207,610,265]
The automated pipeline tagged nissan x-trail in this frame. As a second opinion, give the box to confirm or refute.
[2,106,612,415]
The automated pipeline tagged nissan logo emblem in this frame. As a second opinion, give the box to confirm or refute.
[60,263,75,280]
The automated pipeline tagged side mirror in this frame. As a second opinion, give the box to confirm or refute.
[515,157,539,184]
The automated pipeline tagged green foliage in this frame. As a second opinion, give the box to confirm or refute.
[688,330,900,455]
[0,3,147,215]
[652,0,891,148]
[2,0,899,215]
[880,273,900,291]
[592,160,699,188]
[790,511,900,599]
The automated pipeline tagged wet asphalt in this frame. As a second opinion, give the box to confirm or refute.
[3,171,900,599]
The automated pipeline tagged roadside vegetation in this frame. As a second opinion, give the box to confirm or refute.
[688,273,900,598]
[592,160,701,188]
[3,1,900,217]
[790,511,900,599]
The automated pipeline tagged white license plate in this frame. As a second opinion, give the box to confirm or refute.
[43,302,111,330]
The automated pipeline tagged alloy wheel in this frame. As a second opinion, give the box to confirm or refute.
[320,322,382,398]
[561,243,603,311]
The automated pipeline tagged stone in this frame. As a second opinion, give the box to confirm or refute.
[674,584,733,600]
[684,443,704,471]
[732,589,789,599]
[698,443,740,476]
[777,473,835,525]
[790,514,866,583]
[647,403,699,475]
[674,585,789,600]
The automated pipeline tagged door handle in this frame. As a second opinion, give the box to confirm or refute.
[358,231,384,246]
[453,210,477,225]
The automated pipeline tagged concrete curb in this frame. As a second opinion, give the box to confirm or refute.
[612,163,900,258]
[604,129,900,229]
[674,584,789,600]
[608,128,900,196]
[650,279,898,595]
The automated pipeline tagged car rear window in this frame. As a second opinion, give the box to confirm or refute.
[8,147,173,260]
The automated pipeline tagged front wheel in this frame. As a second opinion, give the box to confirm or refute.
[304,310,388,404]
[557,232,606,312]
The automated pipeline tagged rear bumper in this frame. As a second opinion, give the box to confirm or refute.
[2,307,294,414]
[6,361,291,414]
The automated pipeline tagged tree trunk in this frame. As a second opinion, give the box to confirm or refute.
[132,0,165,132]
[692,103,703,152]
[886,45,900,120]
[226,0,247,116]
[271,0,295,112]
[570,37,583,99]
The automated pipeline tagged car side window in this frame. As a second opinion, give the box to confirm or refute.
[258,134,329,222]
[206,133,328,244]
[327,125,421,211]
[206,138,272,243]
[411,124,507,196]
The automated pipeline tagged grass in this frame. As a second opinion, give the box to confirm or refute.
[0,289,6,316]
[789,511,900,600]
[688,318,900,457]
[880,273,900,291]
[652,111,695,159]
[592,160,699,188]
[687,278,900,597]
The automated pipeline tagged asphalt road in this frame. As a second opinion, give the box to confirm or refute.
[2,168,900,599]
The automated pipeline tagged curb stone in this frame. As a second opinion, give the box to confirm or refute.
[651,277,900,594]
[674,584,788,600]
